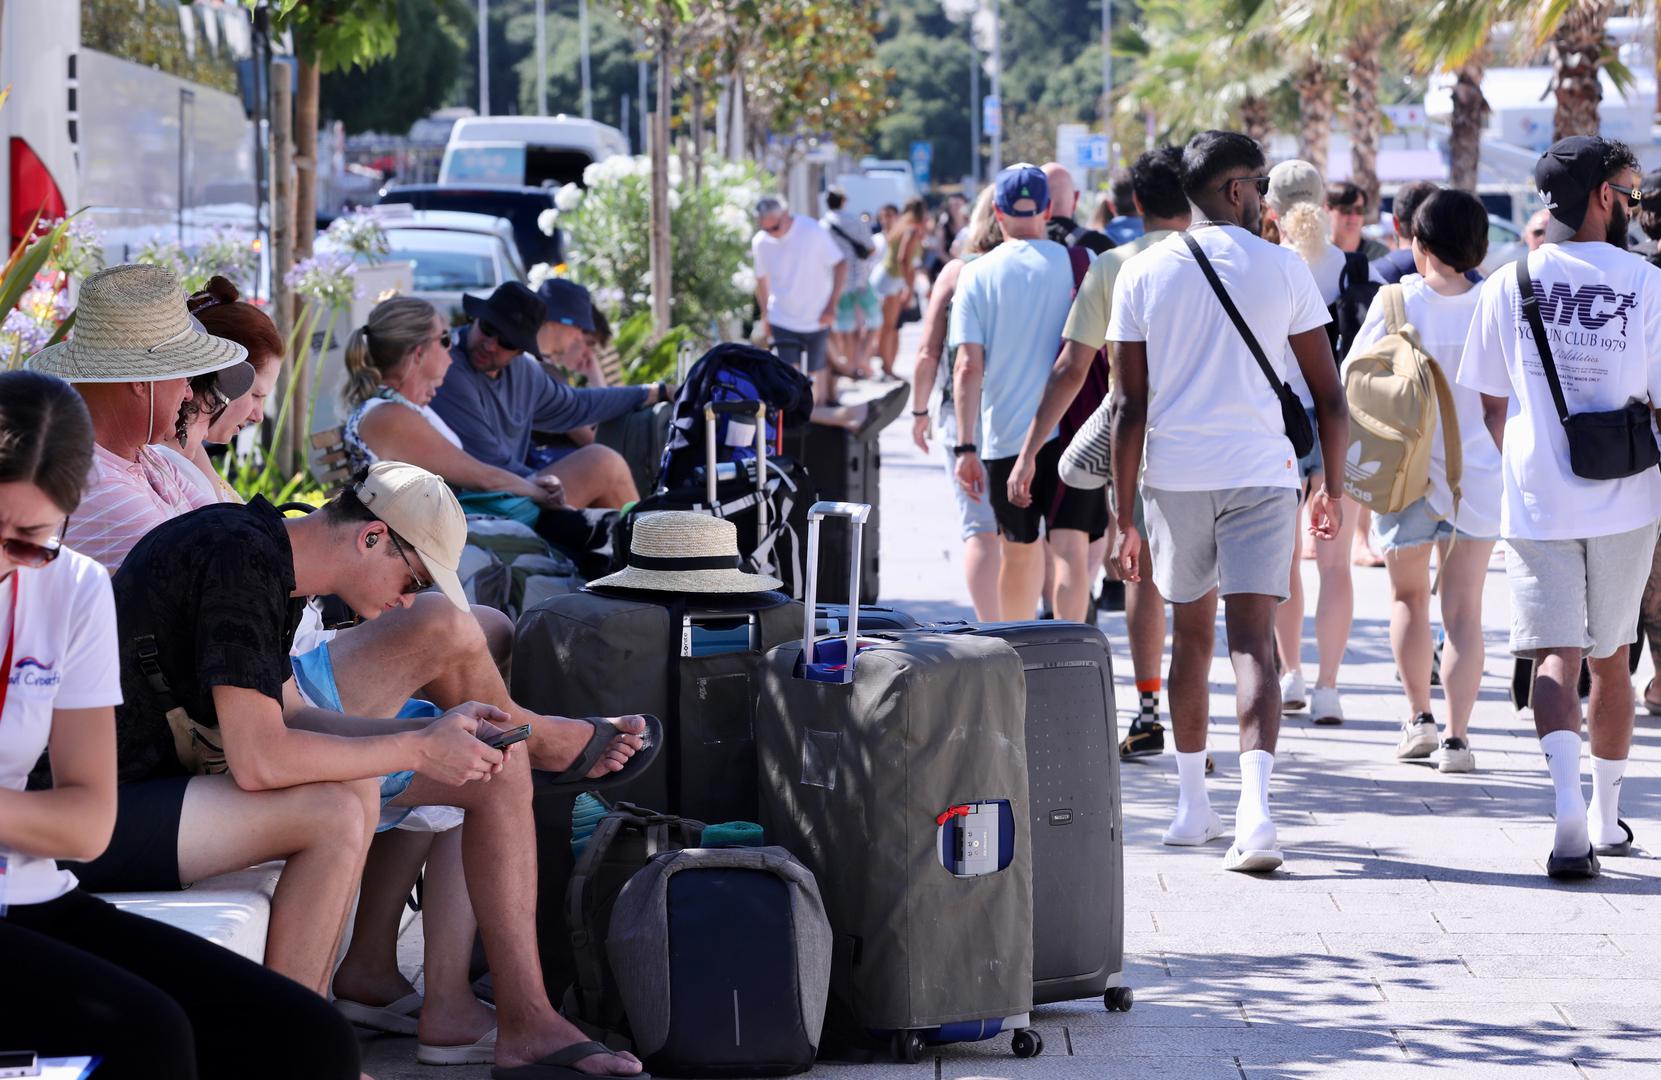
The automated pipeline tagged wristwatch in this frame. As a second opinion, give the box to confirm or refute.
[952,443,978,457]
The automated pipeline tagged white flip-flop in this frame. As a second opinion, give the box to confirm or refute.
[335,990,422,1035]
[1162,812,1226,847]
[1222,844,1284,874]
[418,1027,498,1066]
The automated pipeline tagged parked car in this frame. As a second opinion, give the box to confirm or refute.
[440,115,628,188]
[378,183,560,268]
[1480,214,1524,279]
[322,209,524,323]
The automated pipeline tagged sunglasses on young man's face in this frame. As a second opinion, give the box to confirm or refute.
[1221,176,1271,198]
[1607,182,1644,208]
[385,529,430,596]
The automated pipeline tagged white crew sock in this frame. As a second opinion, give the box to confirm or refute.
[1588,755,1628,847]
[1170,750,1212,836]
[1234,749,1277,853]
[1540,729,1588,856]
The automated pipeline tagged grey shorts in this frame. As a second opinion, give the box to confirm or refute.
[1143,485,1299,603]
[771,326,829,374]
[1505,520,1661,659]
[940,409,997,539]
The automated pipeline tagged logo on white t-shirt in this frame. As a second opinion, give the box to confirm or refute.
[9,656,60,697]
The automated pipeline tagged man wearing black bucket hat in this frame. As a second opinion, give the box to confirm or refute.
[431,282,673,509]
[1457,135,1661,880]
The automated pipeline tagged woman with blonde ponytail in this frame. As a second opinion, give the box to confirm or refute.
[341,295,568,524]
[1263,159,1361,727]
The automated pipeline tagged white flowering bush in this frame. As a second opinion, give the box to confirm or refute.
[554,154,770,335]
[135,226,260,295]
[323,210,391,264]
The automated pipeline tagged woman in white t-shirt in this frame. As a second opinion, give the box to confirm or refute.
[1263,160,1361,726]
[0,370,360,1076]
[1346,190,1500,773]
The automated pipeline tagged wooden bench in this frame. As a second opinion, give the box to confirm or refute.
[310,426,352,496]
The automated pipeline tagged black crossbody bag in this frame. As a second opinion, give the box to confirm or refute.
[1515,258,1660,480]
[828,222,873,262]
[1182,232,1316,457]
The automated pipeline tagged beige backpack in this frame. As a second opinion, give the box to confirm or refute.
[1340,284,1462,518]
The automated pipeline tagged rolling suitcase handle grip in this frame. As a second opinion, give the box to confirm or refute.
[703,401,769,547]
[800,501,873,683]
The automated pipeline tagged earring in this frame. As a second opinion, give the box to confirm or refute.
[365,534,378,548]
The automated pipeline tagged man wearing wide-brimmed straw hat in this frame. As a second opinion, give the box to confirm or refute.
[27,263,256,571]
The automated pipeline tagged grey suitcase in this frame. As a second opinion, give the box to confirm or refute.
[755,503,1044,1062]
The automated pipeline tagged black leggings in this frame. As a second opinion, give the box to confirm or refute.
[0,889,359,1080]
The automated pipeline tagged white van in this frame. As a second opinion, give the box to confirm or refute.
[439,116,629,189]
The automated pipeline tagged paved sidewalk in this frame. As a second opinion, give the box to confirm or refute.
[364,325,1660,1078]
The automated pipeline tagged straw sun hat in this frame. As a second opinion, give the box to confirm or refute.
[592,511,782,593]
[27,264,253,397]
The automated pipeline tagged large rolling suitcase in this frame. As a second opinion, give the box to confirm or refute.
[934,620,1130,1011]
[799,426,880,604]
[596,400,673,503]
[756,503,1043,1062]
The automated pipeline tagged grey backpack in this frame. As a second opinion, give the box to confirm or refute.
[607,846,832,1077]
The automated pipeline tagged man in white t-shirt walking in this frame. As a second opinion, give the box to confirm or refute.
[752,196,847,405]
[1457,135,1661,880]
[1109,131,1350,874]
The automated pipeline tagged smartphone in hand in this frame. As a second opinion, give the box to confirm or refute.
[481,723,532,751]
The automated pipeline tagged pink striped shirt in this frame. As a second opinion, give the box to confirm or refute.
[67,443,213,572]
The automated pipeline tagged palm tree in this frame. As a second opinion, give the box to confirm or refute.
[1402,1,1496,192]
[1294,56,1334,177]
[1547,0,1614,138]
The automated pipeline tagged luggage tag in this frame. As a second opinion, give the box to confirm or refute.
[936,801,1015,877]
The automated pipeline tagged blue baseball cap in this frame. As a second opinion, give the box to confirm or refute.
[994,163,1050,217]
[536,277,596,332]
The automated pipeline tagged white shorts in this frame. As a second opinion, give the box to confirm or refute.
[1505,519,1661,659]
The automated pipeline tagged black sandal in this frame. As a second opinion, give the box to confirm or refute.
[1545,845,1601,881]
[534,715,662,796]
[1593,819,1635,858]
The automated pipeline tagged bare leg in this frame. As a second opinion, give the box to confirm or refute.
[327,594,643,779]
[878,295,904,375]
[1041,539,1057,615]
[1531,648,1584,740]
[388,759,641,1075]
[1587,650,1636,761]
[813,365,835,406]
[1313,497,1358,689]
[477,604,512,678]
[1168,591,1218,754]
[998,538,1046,623]
[1050,528,1093,622]
[963,531,1003,622]
[1127,576,1168,685]
[333,829,431,1007]
[1437,539,1496,741]
[537,444,638,509]
[1224,594,1282,754]
[1352,505,1383,565]
[176,775,379,995]
[415,827,496,1048]
[1275,504,1305,675]
[1384,543,1436,718]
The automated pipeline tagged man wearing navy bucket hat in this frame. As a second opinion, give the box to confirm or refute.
[431,281,673,509]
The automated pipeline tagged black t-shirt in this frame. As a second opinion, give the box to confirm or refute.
[111,497,305,784]
[1047,215,1114,256]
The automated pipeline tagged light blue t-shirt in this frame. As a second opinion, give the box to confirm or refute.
[947,237,1076,460]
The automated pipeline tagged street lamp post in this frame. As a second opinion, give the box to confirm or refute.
[969,36,980,188]
[536,0,547,115]
[988,0,1001,176]
[478,0,490,116]
[579,0,593,120]
[1101,0,1111,131]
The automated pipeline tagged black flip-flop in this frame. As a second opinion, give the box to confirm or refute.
[1594,819,1635,858]
[492,1040,648,1080]
[1545,845,1601,881]
[853,382,911,439]
[534,715,662,796]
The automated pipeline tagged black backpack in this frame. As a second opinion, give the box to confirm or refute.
[1330,250,1379,364]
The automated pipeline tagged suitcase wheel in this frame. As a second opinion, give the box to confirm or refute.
[1011,1028,1043,1058]
[1105,985,1135,1012]
[891,1031,924,1064]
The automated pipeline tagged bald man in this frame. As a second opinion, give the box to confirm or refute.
[1524,207,1550,251]
[1043,160,1114,255]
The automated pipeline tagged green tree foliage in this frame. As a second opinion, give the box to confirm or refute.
[509,3,643,132]
[259,0,402,71]
[872,32,976,184]
[319,0,471,133]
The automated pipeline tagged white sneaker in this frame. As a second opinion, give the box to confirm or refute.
[1396,713,1439,760]
[1310,685,1344,726]
[1280,670,1307,713]
[1433,737,1476,773]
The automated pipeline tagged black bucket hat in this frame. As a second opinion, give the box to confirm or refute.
[462,282,545,358]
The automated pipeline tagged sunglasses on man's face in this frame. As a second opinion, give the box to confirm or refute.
[1221,176,1271,198]
[2,519,67,569]
[385,530,431,596]
[1608,182,1644,208]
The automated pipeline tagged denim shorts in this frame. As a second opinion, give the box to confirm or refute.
[939,409,997,540]
[1296,405,1322,481]
[291,642,442,832]
[1370,496,1496,553]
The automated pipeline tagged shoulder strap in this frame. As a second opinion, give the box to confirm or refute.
[1067,244,1090,293]
[1515,256,1572,424]
[828,222,872,261]
[1180,231,1288,396]
[1342,250,1370,293]
[1426,358,1462,507]
[1382,283,1408,335]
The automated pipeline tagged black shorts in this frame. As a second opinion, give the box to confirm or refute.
[985,439,1111,545]
[66,775,192,892]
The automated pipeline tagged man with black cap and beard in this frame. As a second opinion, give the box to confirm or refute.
[1457,135,1661,881]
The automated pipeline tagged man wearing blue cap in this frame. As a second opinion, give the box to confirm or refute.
[949,162,1102,622]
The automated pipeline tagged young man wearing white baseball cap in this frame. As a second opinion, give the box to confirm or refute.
[62,462,647,1077]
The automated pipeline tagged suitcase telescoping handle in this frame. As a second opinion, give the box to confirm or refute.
[800,501,873,684]
[704,400,768,545]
